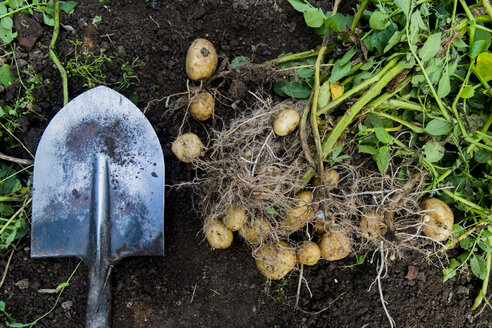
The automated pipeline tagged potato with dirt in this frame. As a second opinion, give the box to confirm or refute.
[186,38,218,80]
[420,198,454,242]
[255,241,297,280]
[223,204,248,231]
[204,218,233,249]
[360,212,387,240]
[273,108,300,136]
[297,241,321,266]
[318,231,351,261]
[239,217,271,244]
[312,169,339,191]
[171,133,204,163]
[282,191,315,234]
[190,91,214,121]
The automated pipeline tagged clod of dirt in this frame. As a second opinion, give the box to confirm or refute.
[14,14,43,51]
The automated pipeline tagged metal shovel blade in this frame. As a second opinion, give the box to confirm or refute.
[31,86,164,328]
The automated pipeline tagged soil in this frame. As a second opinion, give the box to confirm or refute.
[1,0,492,327]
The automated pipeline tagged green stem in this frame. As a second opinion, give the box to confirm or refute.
[311,37,330,177]
[405,22,451,122]
[371,111,425,133]
[459,0,476,45]
[0,3,48,20]
[472,241,492,310]
[321,63,405,157]
[366,77,412,109]
[49,0,69,105]
[351,0,369,31]
[274,50,320,65]
[471,23,492,34]
[484,0,492,22]
[0,197,22,202]
[442,189,488,215]
[318,57,401,115]
[451,64,473,137]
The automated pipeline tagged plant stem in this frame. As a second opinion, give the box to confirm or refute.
[351,0,369,31]
[472,239,492,310]
[371,111,425,134]
[318,57,401,115]
[311,36,330,180]
[300,99,316,168]
[442,189,488,215]
[321,63,405,157]
[274,50,320,65]
[484,0,492,21]
[49,0,69,105]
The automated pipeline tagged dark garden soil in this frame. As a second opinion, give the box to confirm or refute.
[1,0,492,327]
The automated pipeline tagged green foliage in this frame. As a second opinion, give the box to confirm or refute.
[0,1,79,45]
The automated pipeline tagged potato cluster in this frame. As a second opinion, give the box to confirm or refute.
[171,38,219,164]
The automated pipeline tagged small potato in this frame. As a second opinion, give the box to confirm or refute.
[312,169,339,191]
[318,231,351,261]
[255,241,297,280]
[240,217,271,244]
[204,218,233,249]
[420,198,454,242]
[312,212,334,234]
[190,91,214,121]
[297,241,321,266]
[223,204,248,231]
[273,109,300,136]
[282,191,315,233]
[186,38,218,81]
[360,212,387,240]
[171,133,204,163]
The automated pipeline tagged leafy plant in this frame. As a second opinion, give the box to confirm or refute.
[277,0,492,310]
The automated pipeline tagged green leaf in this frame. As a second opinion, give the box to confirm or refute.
[395,0,411,17]
[409,11,425,45]
[418,33,441,62]
[42,11,55,26]
[478,239,492,253]
[318,83,330,109]
[59,1,79,14]
[437,70,451,98]
[424,119,453,136]
[374,146,390,174]
[459,236,474,250]
[324,13,353,32]
[265,206,278,217]
[368,23,398,55]
[369,11,391,30]
[460,85,475,99]
[442,258,460,282]
[383,30,403,53]
[453,38,468,50]
[230,56,246,69]
[1,17,13,30]
[287,0,310,12]
[329,61,351,84]
[0,65,15,88]
[358,144,378,155]
[0,4,7,15]
[469,40,489,59]
[297,67,314,79]
[423,141,445,163]
[280,82,311,99]
[304,8,325,28]
[374,127,393,144]
[0,20,15,44]
[474,149,491,163]
[7,0,22,9]
[475,52,492,82]
[470,254,488,280]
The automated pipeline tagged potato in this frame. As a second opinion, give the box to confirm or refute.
[190,91,214,121]
[186,38,218,80]
[255,241,297,280]
[223,204,248,231]
[420,198,454,242]
[171,133,203,163]
[204,218,233,249]
[282,191,315,233]
[360,212,387,240]
[312,169,339,191]
[318,231,351,261]
[312,212,333,234]
[273,109,300,136]
[239,217,271,244]
[297,241,321,266]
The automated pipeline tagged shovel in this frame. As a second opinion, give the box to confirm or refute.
[31,86,165,328]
